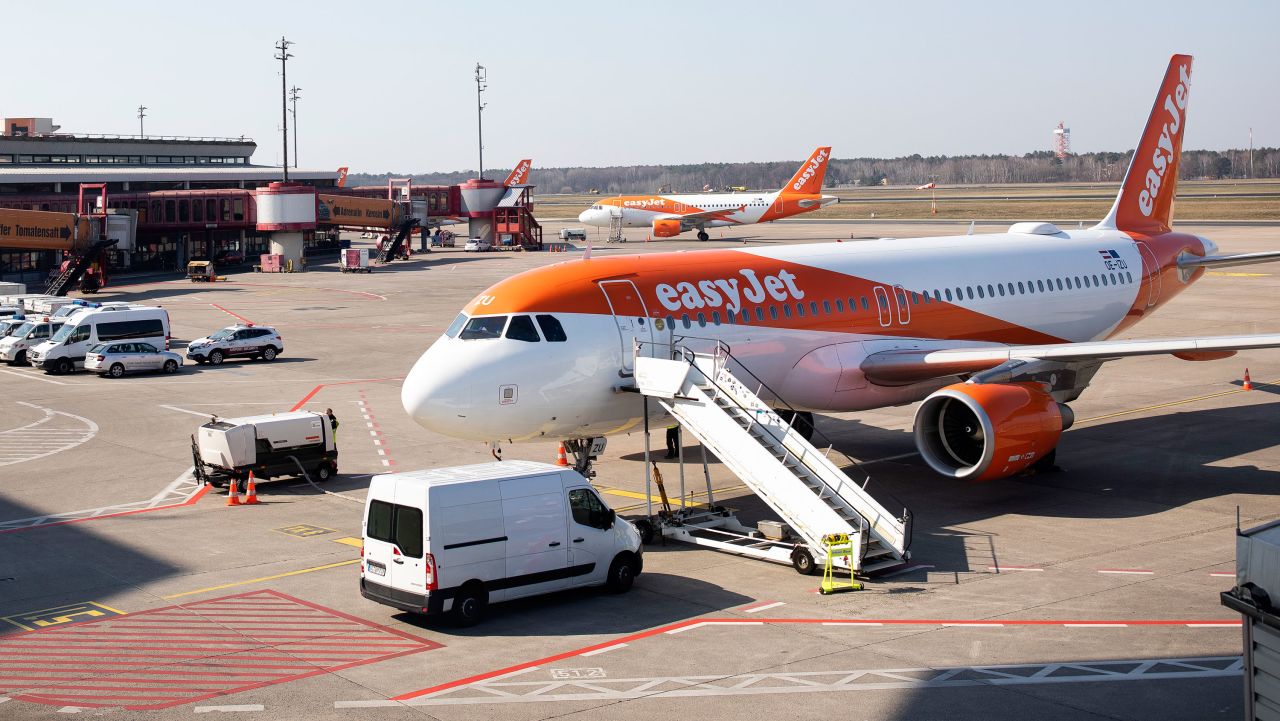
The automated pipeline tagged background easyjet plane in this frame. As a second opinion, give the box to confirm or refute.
[576,147,837,240]
[404,55,1280,482]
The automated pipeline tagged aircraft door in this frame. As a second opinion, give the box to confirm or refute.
[1137,242,1161,308]
[892,285,911,325]
[598,280,653,375]
[873,286,893,327]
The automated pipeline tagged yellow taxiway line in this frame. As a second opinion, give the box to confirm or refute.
[161,559,361,600]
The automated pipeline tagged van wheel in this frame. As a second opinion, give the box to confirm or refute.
[163,359,179,374]
[261,347,277,361]
[209,350,225,365]
[13,350,26,366]
[606,554,638,593]
[109,363,125,378]
[314,464,332,481]
[55,358,73,375]
[452,583,487,627]
[791,548,817,576]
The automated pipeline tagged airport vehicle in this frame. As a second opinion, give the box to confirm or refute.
[464,237,492,252]
[84,342,183,377]
[576,146,837,241]
[0,306,23,319]
[29,304,170,374]
[186,324,283,365]
[22,296,72,315]
[431,230,457,248]
[404,55,1280,484]
[341,248,372,273]
[213,249,245,265]
[0,316,27,337]
[359,461,642,625]
[0,318,65,365]
[560,228,588,241]
[193,411,338,487]
[187,260,216,282]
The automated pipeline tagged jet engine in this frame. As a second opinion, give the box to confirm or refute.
[652,219,683,238]
[913,382,1074,481]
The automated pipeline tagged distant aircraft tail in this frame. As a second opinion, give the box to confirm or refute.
[1097,54,1193,234]
[336,166,349,189]
[504,159,533,187]
[782,146,832,196]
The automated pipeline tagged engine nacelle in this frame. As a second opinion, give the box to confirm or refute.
[913,382,1073,481]
[652,219,683,238]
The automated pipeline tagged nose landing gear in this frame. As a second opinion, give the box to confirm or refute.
[562,437,607,479]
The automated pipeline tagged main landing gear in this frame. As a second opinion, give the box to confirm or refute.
[696,230,710,241]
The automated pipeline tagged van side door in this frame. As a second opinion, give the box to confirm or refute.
[566,486,616,586]
[499,476,570,599]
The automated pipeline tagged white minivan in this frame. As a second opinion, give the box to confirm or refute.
[29,305,170,374]
[360,461,642,625]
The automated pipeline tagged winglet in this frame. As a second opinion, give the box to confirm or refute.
[783,147,832,196]
[504,159,533,187]
[1096,55,1193,234]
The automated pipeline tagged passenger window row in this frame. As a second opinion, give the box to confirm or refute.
[659,270,1137,330]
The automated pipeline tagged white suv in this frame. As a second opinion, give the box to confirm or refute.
[186,324,284,365]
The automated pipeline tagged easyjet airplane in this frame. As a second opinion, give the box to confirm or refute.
[576,147,838,240]
[403,55,1280,482]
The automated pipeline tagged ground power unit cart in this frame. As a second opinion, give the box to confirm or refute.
[192,411,338,487]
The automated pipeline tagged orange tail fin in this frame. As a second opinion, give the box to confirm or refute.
[783,146,832,195]
[1099,54,1193,234]
[504,159,533,187]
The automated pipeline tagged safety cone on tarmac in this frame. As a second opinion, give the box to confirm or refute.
[555,442,569,467]
[1244,368,1254,391]
[226,477,242,506]
[243,472,261,505]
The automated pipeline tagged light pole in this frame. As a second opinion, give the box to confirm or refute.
[137,105,147,137]
[289,86,301,168]
[274,36,294,182]
[475,63,487,180]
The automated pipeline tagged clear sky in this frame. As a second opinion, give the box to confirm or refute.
[6,1,1276,173]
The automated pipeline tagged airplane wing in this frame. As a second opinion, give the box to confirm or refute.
[861,334,1280,385]
[664,205,748,227]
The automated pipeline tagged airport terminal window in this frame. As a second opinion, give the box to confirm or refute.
[535,315,567,342]
[192,200,203,223]
[0,155,12,163]
[459,316,507,340]
[505,315,540,342]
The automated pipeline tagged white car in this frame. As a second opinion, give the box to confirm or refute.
[84,342,184,377]
[187,324,283,365]
[463,237,492,252]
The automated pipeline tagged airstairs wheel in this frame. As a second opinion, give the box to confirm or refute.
[791,548,817,576]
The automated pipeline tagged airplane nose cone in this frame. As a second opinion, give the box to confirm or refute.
[578,209,593,224]
[401,339,481,440]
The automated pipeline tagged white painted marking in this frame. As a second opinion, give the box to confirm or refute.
[369,430,378,437]
[743,601,785,614]
[56,707,81,714]
[377,449,386,456]
[0,402,99,468]
[1064,623,1129,628]
[488,666,541,681]
[0,696,10,704]
[666,622,707,635]
[1185,623,1239,628]
[193,704,265,713]
[988,566,1043,572]
[0,466,198,530]
[1208,572,1234,578]
[0,367,75,385]
[160,404,218,418]
[381,460,391,467]
[366,422,374,428]
[1098,570,1155,575]
[581,643,629,657]
[373,439,382,446]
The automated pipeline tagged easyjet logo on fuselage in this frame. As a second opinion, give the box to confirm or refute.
[791,149,828,192]
[623,198,666,209]
[1138,63,1191,217]
[654,269,804,314]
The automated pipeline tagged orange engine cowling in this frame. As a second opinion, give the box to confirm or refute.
[913,382,1074,481]
[652,219,683,238]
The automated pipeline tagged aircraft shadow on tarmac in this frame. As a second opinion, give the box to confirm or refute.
[393,566,752,638]
[0,496,183,628]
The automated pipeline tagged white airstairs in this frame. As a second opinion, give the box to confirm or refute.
[633,344,911,575]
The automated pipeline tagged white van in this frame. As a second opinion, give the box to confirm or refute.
[29,305,170,374]
[360,461,642,625]
[0,317,66,365]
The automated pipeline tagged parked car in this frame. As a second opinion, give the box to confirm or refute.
[463,237,492,252]
[187,324,283,365]
[84,342,183,377]
[213,250,246,265]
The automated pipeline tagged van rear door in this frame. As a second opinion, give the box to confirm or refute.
[364,494,424,595]
[499,475,569,599]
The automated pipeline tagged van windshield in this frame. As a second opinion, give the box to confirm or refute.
[10,322,34,339]
[51,323,76,343]
[52,306,78,318]
[459,316,507,340]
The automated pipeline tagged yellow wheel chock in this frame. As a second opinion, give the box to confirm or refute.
[819,533,863,595]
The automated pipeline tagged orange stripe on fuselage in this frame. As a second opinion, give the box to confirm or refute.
[465,250,1065,345]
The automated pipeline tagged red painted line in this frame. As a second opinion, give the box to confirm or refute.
[0,671,279,681]
[269,590,438,645]
[18,692,196,702]
[0,485,210,536]
[390,616,1242,701]
[0,650,369,662]
[44,631,377,640]
[209,303,253,325]
[27,684,233,694]
[288,377,403,412]
[0,659,320,670]
[139,610,339,618]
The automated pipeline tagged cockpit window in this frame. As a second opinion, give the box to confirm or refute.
[459,316,507,340]
[505,315,540,342]
[444,313,468,338]
[535,314,567,342]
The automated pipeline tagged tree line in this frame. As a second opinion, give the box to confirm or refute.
[349,147,1279,194]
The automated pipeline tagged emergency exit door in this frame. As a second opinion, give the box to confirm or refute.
[599,280,653,375]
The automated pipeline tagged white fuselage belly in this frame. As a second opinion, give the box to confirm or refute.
[405,229,1181,443]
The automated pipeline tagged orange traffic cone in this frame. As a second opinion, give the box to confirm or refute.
[1244,368,1253,391]
[226,477,242,506]
[555,442,569,467]
[243,472,261,505]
